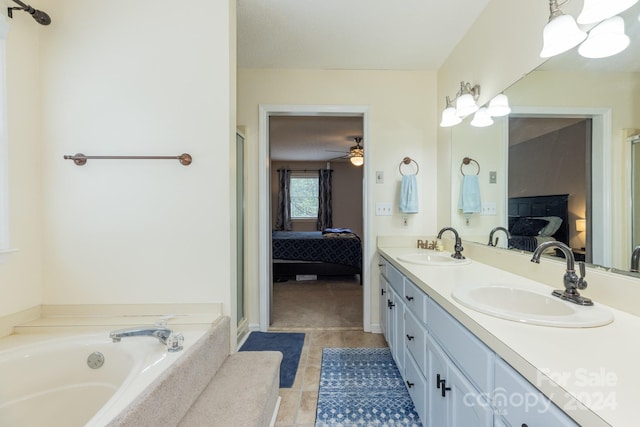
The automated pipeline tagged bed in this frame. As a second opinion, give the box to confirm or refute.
[272,230,362,281]
[507,194,570,253]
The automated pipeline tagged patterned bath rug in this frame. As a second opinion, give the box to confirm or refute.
[315,348,422,426]
[239,331,305,388]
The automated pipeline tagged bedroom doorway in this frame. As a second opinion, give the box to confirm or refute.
[258,105,371,331]
[508,108,609,265]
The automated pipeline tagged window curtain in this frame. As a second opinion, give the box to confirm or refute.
[275,168,292,231]
[317,169,333,231]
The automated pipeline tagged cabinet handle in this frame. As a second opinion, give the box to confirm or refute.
[440,379,451,397]
[388,300,395,309]
[405,295,414,301]
[378,264,384,267]
[381,288,386,295]
[406,380,414,388]
[406,334,414,341]
[522,425,528,427]
[436,373,441,389]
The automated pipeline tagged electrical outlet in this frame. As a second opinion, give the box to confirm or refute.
[489,171,497,184]
[481,202,497,215]
[401,216,409,228]
[375,202,393,216]
[376,171,384,184]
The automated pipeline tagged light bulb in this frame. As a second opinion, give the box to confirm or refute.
[577,0,639,24]
[470,108,494,128]
[578,16,630,58]
[540,13,587,58]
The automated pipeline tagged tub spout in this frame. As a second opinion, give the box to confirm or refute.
[110,326,174,346]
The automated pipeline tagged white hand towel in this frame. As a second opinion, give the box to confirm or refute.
[399,175,419,214]
[458,175,481,214]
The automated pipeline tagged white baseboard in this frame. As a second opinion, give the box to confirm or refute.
[269,396,282,427]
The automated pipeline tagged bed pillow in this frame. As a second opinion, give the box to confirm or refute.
[533,216,563,237]
[510,218,550,236]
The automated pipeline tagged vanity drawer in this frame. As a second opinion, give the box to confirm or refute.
[403,278,427,323]
[404,349,427,425]
[427,298,494,392]
[495,358,579,427]
[385,262,405,295]
[404,309,427,377]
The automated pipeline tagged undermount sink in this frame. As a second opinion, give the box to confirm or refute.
[452,283,614,328]
[397,252,471,266]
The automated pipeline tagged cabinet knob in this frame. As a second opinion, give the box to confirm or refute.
[405,295,414,301]
[406,380,414,388]
[406,334,414,341]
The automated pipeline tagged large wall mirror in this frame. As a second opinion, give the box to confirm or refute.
[450,2,640,275]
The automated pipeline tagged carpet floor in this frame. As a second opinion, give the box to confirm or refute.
[239,331,305,388]
[315,348,422,426]
[271,276,362,329]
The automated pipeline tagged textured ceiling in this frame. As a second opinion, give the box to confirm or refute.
[237,0,491,70]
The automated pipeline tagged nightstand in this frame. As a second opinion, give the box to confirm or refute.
[571,248,586,262]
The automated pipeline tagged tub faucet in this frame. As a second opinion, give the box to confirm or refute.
[531,241,593,306]
[488,226,510,247]
[110,326,184,352]
[631,245,640,272]
[437,227,464,259]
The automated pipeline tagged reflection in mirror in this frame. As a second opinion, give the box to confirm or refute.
[450,1,640,274]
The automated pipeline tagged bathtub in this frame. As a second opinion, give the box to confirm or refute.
[0,328,207,427]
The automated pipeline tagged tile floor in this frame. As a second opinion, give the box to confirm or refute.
[273,328,388,427]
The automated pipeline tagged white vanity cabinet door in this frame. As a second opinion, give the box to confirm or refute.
[428,334,492,427]
[495,358,579,427]
[379,273,388,338]
[387,285,405,373]
[427,297,494,392]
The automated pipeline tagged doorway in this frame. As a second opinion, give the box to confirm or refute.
[508,107,612,267]
[257,105,371,331]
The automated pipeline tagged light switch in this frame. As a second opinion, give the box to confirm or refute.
[376,171,384,184]
[375,202,393,216]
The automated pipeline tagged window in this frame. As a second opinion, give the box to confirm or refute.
[290,174,318,219]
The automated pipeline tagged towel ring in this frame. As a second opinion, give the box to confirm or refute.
[399,157,419,176]
[460,157,480,175]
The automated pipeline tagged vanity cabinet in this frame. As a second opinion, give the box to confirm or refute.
[494,358,579,427]
[378,254,580,427]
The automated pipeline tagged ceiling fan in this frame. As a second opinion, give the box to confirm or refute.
[327,137,364,166]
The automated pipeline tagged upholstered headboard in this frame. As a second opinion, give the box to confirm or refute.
[508,194,570,245]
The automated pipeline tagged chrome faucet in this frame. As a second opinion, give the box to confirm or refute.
[488,226,510,247]
[110,326,184,352]
[437,227,464,259]
[531,241,592,306]
[631,245,640,272]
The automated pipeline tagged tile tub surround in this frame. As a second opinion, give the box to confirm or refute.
[378,243,640,427]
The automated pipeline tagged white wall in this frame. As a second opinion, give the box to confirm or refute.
[238,69,437,328]
[0,11,44,317]
[0,1,236,322]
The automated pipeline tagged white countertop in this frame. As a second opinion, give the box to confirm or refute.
[378,246,640,427]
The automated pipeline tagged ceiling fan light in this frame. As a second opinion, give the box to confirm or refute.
[455,93,479,117]
[578,16,630,58]
[470,107,494,128]
[440,106,462,127]
[540,13,588,58]
[487,94,511,117]
[350,155,364,166]
[577,0,639,24]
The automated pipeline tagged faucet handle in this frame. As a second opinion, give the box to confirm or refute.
[577,262,588,290]
[166,333,184,352]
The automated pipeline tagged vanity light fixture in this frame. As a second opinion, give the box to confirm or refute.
[577,0,639,24]
[440,96,462,127]
[540,0,587,58]
[455,82,481,117]
[487,93,511,117]
[470,107,494,128]
[578,15,630,58]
